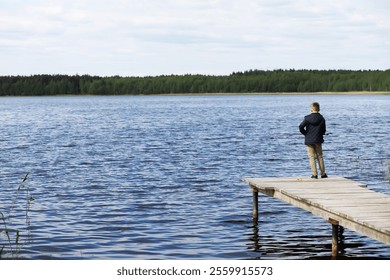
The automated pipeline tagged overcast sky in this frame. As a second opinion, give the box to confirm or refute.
[0,0,389,76]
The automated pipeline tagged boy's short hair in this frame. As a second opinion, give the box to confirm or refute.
[311,102,320,112]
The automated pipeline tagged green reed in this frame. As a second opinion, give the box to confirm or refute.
[0,173,34,259]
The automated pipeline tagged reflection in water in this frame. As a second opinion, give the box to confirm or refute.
[248,222,262,254]
[248,217,350,259]
[248,215,390,259]
[337,226,346,258]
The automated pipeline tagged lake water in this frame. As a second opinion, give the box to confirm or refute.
[1,94,389,259]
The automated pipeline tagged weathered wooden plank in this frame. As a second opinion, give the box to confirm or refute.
[310,198,390,205]
[245,176,366,186]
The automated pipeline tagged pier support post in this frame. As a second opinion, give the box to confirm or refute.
[329,218,340,258]
[332,224,339,258]
[252,189,259,223]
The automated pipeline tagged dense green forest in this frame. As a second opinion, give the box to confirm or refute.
[0,69,389,96]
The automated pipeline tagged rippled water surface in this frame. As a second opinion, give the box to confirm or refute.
[1,95,389,259]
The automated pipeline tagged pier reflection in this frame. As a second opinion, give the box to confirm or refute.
[247,218,348,259]
[248,220,262,253]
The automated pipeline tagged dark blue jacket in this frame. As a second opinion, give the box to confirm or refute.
[299,113,326,145]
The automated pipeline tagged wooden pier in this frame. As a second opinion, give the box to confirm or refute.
[243,176,390,257]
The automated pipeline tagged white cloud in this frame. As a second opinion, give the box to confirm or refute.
[0,0,389,76]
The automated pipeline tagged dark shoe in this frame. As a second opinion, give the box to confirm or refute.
[311,175,318,179]
[321,174,328,178]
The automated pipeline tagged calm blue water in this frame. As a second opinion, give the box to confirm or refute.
[1,94,389,259]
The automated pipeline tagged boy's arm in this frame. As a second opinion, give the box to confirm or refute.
[299,119,307,135]
[322,119,326,135]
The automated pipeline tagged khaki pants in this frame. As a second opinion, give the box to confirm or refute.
[306,144,326,176]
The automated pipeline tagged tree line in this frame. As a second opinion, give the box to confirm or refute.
[0,69,389,96]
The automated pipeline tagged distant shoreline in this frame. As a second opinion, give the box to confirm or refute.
[158,91,390,96]
[1,91,390,97]
[1,70,389,96]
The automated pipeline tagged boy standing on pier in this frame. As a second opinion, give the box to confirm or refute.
[299,102,328,179]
